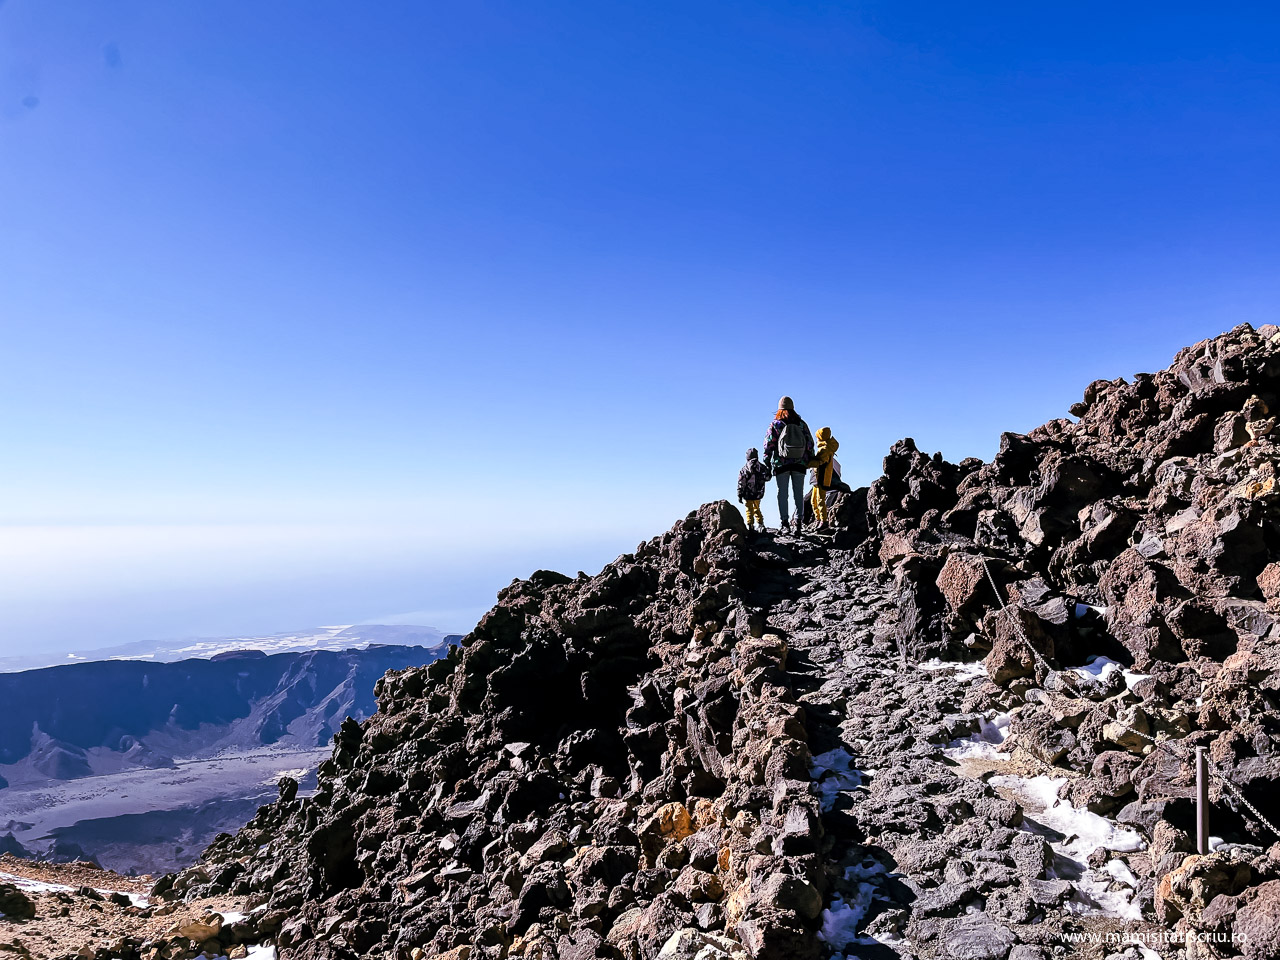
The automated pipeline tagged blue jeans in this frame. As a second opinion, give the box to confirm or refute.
[776,469,804,527]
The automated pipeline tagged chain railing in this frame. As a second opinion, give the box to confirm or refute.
[978,556,1280,842]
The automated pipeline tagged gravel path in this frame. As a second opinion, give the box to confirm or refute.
[752,535,1175,960]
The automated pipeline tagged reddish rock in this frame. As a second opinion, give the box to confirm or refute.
[1234,879,1280,960]
[1257,562,1280,609]
[937,553,991,618]
[983,607,1054,686]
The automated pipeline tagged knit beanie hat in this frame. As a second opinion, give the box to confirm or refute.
[779,396,794,411]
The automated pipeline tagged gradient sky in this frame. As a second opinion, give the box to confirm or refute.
[2,2,1278,654]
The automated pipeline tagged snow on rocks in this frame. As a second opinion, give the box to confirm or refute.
[810,747,865,812]
[989,772,1146,919]
[917,658,988,680]
[942,710,1014,762]
[1074,602,1108,618]
[1069,655,1151,692]
[0,868,149,906]
[989,773,1144,860]
[817,861,892,957]
[817,884,874,953]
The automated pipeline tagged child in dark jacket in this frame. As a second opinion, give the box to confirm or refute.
[738,448,771,531]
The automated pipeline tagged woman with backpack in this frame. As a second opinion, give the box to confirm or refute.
[763,396,814,533]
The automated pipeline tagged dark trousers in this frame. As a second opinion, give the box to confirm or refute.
[776,469,804,525]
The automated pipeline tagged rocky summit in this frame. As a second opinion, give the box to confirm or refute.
[81,324,1280,960]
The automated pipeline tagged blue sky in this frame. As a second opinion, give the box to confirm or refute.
[2,1,1278,654]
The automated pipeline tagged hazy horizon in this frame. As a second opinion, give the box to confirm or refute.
[3,2,1277,656]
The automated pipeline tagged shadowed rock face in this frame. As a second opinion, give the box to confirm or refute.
[153,323,1280,960]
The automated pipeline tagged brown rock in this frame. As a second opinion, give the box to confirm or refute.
[1257,562,1280,609]
[1098,548,1184,668]
[1156,853,1253,924]
[172,915,222,941]
[983,607,1054,686]
[1234,879,1280,960]
[937,553,990,618]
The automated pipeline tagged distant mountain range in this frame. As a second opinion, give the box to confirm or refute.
[0,623,453,673]
[0,638,457,873]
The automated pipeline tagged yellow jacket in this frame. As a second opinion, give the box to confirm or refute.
[809,427,840,488]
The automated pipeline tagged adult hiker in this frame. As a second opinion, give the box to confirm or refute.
[737,447,771,532]
[763,396,814,533]
[808,426,840,529]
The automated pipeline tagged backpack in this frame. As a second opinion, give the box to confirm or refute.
[830,457,853,494]
[779,422,807,460]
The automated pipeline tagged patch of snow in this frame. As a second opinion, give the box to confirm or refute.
[1122,669,1150,691]
[0,870,149,907]
[1104,858,1139,889]
[818,883,874,951]
[810,748,864,812]
[1072,656,1124,682]
[220,910,247,924]
[992,774,1144,859]
[917,658,987,680]
[1210,835,1227,852]
[1070,656,1149,692]
[816,859,893,955]
[0,871,69,895]
[942,710,1013,762]
[844,860,887,882]
[1069,870,1144,921]
[990,773,1145,920]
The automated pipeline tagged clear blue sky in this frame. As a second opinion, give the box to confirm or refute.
[2,1,1277,654]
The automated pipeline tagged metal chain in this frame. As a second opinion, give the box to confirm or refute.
[980,557,1171,750]
[1209,762,1280,840]
[979,555,1280,841]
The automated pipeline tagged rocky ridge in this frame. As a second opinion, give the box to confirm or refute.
[30,323,1280,960]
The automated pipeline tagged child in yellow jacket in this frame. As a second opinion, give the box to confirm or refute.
[808,427,839,527]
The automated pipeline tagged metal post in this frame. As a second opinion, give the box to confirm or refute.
[1196,746,1209,855]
